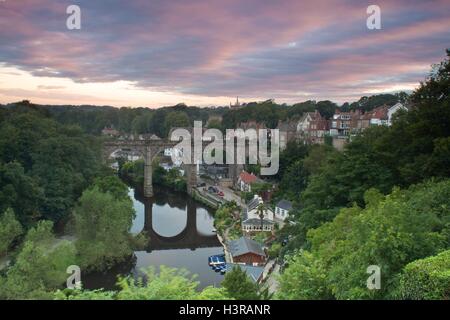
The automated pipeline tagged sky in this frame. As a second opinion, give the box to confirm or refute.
[0,0,449,108]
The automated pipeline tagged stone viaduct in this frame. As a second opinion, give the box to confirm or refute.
[103,135,244,198]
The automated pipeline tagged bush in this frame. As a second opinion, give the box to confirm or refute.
[396,250,450,300]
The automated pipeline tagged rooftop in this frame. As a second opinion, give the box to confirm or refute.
[276,199,293,211]
[239,171,258,184]
[225,263,264,283]
[227,237,266,258]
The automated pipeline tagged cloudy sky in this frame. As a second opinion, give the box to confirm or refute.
[0,0,449,107]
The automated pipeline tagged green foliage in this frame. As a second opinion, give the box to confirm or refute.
[214,203,240,237]
[277,250,332,300]
[120,160,187,193]
[0,107,103,225]
[221,266,260,300]
[396,250,450,300]
[0,161,44,226]
[277,140,309,180]
[164,168,187,192]
[0,209,23,256]
[120,159,145,186]
[268,242,282,259]
[341,94,399,113]
[196,286,230,300]
[250,182,271,195]
[74,188,135,271]
[278,160,308,201]
[117,266,199,300]
[280,180,450,300]
[54,266,231,300]
[54,288,115,300]
[91,175,129,200]
[0,221,77,299]
[164,111,190,136]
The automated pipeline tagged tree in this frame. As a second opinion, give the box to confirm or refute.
[74,188,135,271]
[277,250,332,300]
[91,175,129,200]
[164,111,190,136]
[116,266,199,300]
[278,160,309,200]
[0,161,44,226]
[221,266,260,300]
[282,180,450,299]
[257,203,267,231]
[396,249,450,300]
[0,208,23,256]
[0,220,77,299]
[54,266,231,300]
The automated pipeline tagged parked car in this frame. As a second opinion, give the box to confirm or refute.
[208,186,218,193]
[218,191,224,197]
[197,182,206,187]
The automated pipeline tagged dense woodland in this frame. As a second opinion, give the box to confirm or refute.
[0,51,448,300]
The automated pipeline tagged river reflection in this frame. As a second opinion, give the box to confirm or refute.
[83,187,224,290]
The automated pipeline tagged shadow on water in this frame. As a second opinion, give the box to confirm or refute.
[82,186,224,291]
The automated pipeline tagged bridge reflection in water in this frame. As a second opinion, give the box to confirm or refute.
[133,188,221,252]
[82,187,224,291]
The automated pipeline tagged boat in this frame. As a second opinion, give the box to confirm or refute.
[208,254,226,266]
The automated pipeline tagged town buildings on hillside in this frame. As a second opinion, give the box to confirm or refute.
[277,103,408,148]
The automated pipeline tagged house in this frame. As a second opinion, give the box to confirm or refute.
[242,195,275,232]
[330,109,361,137]
[227,236,267,266]
[275,199,292,221]
[237,120,266,131]
[355,105,389,130]
[101,126,119,137]
[356,103,408,130]
[277,119,298,149]
[225,263,265,283]
[297,110,329,144]
[238,171,258,192]
[387,103,408,125]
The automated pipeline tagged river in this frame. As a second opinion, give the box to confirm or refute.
[82,187,225,290]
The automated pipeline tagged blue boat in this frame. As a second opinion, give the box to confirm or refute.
[208,254,226,266]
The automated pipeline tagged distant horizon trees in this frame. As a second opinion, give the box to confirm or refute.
[1,92,404,138]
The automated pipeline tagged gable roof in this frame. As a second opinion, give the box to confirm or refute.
[276,199,293,211]
[225,264,264,283]
[247,196,262,211]
[239,171,258,184]
[227,237,266,258]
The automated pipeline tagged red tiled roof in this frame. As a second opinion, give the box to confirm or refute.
[239,171,258,184]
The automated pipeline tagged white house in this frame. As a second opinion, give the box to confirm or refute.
[275,199,293,221]
[242,195,275,232]
[238,171,258,192]
[387,103,408,126]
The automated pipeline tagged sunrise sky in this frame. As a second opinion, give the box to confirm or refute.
[0,0,449,108]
